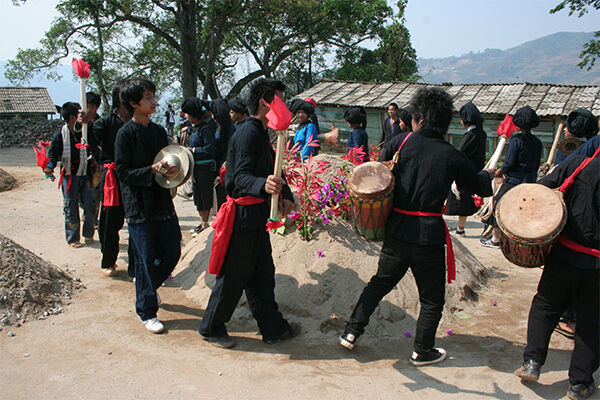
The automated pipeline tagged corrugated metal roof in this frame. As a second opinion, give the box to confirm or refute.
[297,80,600,117]
[0,87,56,115]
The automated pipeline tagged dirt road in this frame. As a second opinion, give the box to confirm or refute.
[0,148,595,400]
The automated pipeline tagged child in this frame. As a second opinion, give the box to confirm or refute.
[344,106,369,163]
[115,78,181,334]
[45,101,96,248]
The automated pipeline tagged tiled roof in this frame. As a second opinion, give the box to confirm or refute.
[0,87,56,115]
[297,80,600,117]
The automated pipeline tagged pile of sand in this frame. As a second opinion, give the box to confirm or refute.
[173,219,489,341]
[0,168,17,192]
[0,234,83,326]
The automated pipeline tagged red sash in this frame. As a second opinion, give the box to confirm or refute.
[393,206,456,283]
[103,162,120,208]
[208,195,265,275]
[556,145,600,257]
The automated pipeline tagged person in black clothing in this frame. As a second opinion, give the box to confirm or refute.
[210,98,235,210]
[45,102,96,248]
[514,152,599,400]
[555,108,599,165]
[445,102,487,236]
[228,97,248,126]
[345,106,369,163]
[165,104,176,138]
[340,87,494,366]
[115,78,181,334]
[181,97,217,234]
[380,103,401,145]
[198,78,299,349]
[92,79,137,278]
[481,105,543,248]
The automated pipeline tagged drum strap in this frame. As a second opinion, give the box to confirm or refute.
[391,131,414,165]
[556,145,600,257]
[393,206,456,283]
[208,195,265,276]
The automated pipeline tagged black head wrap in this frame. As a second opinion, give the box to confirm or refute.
[566,108,598,139]
[209,99,231,127]
[288,99,314,115]
[513,105,540,132]
[398,107,412,130]
[181,97,208,120]
[459,102,483,131]
[344,106,367,129]
[227,97,247,115]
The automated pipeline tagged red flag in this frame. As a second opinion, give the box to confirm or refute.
[72,58,91,79]
[266,95,292,131]
[497,114,518,139]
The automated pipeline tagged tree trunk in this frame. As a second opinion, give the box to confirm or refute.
[177,0,198,99]
[93,9,109,112]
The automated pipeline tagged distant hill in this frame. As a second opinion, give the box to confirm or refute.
[418,32,599,85]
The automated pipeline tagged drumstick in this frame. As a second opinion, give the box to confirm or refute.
[546,121,565,166]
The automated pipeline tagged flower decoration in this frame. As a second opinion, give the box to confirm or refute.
[265,95,292,131]
[446,329,454,336]
[493,301,498,306]
[71,58,91,79]
[317,251,324,258]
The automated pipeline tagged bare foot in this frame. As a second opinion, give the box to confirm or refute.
[69,242,83,248]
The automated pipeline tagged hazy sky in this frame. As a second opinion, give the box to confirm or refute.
[0,0,598,62]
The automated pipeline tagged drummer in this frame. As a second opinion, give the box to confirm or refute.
[554,108,597,164]
[340,87,494,366]
[480,105,542,248]
[514,145,599,400]
[445,102,487,236]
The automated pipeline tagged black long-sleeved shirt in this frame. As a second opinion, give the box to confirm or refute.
[47,126,92,171]
[539,155,599,270]
[190,117,217,162]
[380,117,401,145]
[92,113,124,163]
[458,126,487,171]
[225,117,293,231]
[380,129,493,245]
[115,120,175,224]
[501,132,542,182]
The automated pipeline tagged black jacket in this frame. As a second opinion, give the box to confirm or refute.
[225,117,293,231]
[539,155,599,270]
[380,117,401,145]
[115,120,175,224]
[501,131,542,183]
[47,126,93,172]
[92,113,124,163]
[380,129,493,245]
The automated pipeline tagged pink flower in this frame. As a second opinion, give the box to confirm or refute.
[404,330,412,338]
[493,301,498,306]
[72,58,91,78]
[446,329,453,335]
[317,251,324,258]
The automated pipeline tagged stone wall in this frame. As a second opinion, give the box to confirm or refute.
[0,119,64,148]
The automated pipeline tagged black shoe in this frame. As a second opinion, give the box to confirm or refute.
[567,381,596,400]
[514,359,541,382]
[409,348,447,366]
[199,333,236,349]
[264,322,301,344]
[339,332,357,350]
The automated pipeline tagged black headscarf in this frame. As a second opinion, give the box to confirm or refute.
[567,108,598,139]
[288,99,314,116]
[513,105,540,132]
[227,97,247,115]
[398,107,412,131]
[210,98,231,129]
[344,106,367,129]
[181,97,209,121]
[459,102,483,131]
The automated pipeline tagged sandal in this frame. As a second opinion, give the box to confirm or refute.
[554,320,575,340]
[69,242,83,248]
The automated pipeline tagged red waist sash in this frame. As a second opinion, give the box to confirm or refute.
[208,195,265,276]
[393,206,456,283]
[558,235,600,258]
[103,162,120,208]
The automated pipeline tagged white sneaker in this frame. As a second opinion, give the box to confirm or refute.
[143,318,165,334]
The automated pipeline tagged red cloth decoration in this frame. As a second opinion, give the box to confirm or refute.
[103,162,120,207]
[208,195,265,276]
[266,95,292,131]
[393,206,456,283]
[304,97,317,107]
[266,219,284,232]
[218,165,226,187]
[75,143,89,150]
[472,195,484,207]
[33,140,51,169]
[496,114,518,138]
[558,144,600,194]
[72,58,91,78]
[58,168,73,194]
[558,235,600,258]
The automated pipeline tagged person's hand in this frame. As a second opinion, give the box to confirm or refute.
[152,160,179,176]
[77,109,92,125]
[43,167,54,178]
[483,168,495,179]
[280,199,295,216]
[264,175,284,194]
[494,168,503,178]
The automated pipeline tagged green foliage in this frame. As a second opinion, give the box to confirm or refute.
[551,0,599,69]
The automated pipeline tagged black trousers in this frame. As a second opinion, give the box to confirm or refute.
[523,253,599,385]
[346,239,446,353]
[98,204,136,277]
[215,184,227,211]
[199,228,289,341]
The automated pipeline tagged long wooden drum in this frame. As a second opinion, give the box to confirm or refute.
[496,183,566,267]
[347,161,394,241]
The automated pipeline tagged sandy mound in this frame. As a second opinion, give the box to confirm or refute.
[173,219,488,341]
[0,234,84,326]
[0,168,17,192]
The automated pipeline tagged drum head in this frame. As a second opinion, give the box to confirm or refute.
[347,162,394,200]
[496,183,565,241]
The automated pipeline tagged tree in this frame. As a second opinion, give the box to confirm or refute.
[551,0,600,69]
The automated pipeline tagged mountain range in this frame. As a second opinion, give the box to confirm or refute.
[418,32,599,85]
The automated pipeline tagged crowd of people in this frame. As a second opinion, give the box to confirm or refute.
[41,78,598,400]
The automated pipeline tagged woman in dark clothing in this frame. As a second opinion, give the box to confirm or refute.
[445,102,487,235]
[481,105,543,248]
[210,99,235,210]
[182,97,217,235]
[345,106,369,163]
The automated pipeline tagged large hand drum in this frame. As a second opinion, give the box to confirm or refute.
[347,161,394,241]
[496,183,566,267]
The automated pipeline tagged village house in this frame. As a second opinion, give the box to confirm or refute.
[0,87,57,120]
